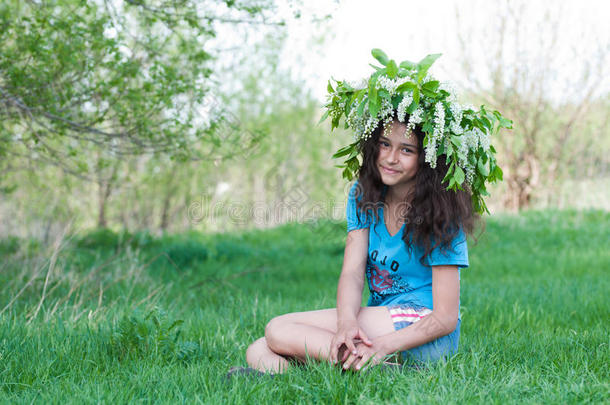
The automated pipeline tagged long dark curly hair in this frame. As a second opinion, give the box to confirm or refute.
[354,113,478,264]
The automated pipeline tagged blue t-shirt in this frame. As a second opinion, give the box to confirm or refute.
[346,181,469,310]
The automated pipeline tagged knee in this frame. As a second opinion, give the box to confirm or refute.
[264,315,292,354]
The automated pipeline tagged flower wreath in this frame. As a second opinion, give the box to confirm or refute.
[321,49,512,214]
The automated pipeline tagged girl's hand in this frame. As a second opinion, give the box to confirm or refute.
[342,338,389,371]
[330,321,372,364]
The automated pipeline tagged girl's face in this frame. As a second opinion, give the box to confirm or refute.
[376,120,420,192]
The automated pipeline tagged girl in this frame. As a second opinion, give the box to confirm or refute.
[231,50,510,375]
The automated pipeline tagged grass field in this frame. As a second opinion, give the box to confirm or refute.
[0,210,608,404]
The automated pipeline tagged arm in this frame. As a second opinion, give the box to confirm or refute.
[330,227,372,362]
[383,265,460,352]
[346,265,460,370]
[337,228,369,323]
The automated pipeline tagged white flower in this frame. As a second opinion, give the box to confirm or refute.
[465,163,475,185]
[376,76,395,94]
[448,101,461,116]
[377,75,411,96]
[458,131,475,167]
[345,78,368,90]
[397,94,413,122]
[439,81,458,103]
[448,102,463,134]
[328,97,346,125]
[406,106,424,131]
[425,138,437,166]
[434,102,446,130]
[477,127,491,151]
[425,102,446,168]
[423,74,437,84]
[346,97,383,140]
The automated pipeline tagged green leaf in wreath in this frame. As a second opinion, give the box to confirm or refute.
[421,87,437,98]
[480,115,492,130]
[368,73,380,117]
[318,109,329,124]
[378,89,391,100]
[492,165,503,181]
[493,110,513,129]
[454,165,465,185]
[477,157,490,176]
[412,86,420,105]
[342,167,353,180]
[417,53,442,70]
[371,48,390,66]
[332,144,354,158]
[386,59,398,78]
[399,60,416,70]
[369,95,379,117]
[450,135,462,148]
[391,95,401,109]
[442,161,455,183]
[422,80,440,92]
[357,97,367,116]
[331,115,340,130]
[396,81,416,93]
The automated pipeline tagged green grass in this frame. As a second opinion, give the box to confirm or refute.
[0,210,608,403]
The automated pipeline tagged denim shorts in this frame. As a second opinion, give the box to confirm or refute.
[387,304,460,364]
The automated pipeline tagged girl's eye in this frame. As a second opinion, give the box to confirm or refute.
[379,141,390,147]
[402,148,413,154]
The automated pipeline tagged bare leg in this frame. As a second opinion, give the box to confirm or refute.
[246,337,290,372]
[245,307,395,373]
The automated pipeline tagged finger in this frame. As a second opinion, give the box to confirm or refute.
[345,338,358,356]
[342,353,360,370]
[334,340,349,364]
[361,354,383,372]
[340,346,350,362]
[329,339,336,363]
[343,349,363,370]
[358,328,373,346]
[354,352,373,371]
[330,340,340,363]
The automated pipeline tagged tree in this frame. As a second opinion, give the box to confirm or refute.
[452,0,609,210]
[0,0,288,177]
[0,1,343,235]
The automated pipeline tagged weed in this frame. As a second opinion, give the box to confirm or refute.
[108,307,201,363]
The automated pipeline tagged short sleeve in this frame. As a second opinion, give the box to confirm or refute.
[425,229,469,269]
[346,181,371,232]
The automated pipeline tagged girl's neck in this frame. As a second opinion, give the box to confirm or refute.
[385,184,413,205]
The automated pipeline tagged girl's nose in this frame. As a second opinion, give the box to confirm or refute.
[388,148,400,163]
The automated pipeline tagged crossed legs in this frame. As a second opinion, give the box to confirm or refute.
[246,307,395,373]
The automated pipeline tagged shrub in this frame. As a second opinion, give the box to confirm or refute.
[107,307,201,363]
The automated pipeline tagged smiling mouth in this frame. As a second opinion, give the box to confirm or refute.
[380,165,400,174]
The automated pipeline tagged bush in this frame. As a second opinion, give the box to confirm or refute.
[157,239,209,269]
[75,228,120,250]
[0,236,20,256]
[107,308,201,363]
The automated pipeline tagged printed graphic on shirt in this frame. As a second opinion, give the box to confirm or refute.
[370,249,400,272]
[366,261,416,305]
[367,263,394,293]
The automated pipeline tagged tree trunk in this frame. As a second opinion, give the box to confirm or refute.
[97,178,108,228]
[96,158,118,228]
[159,187,174,232]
